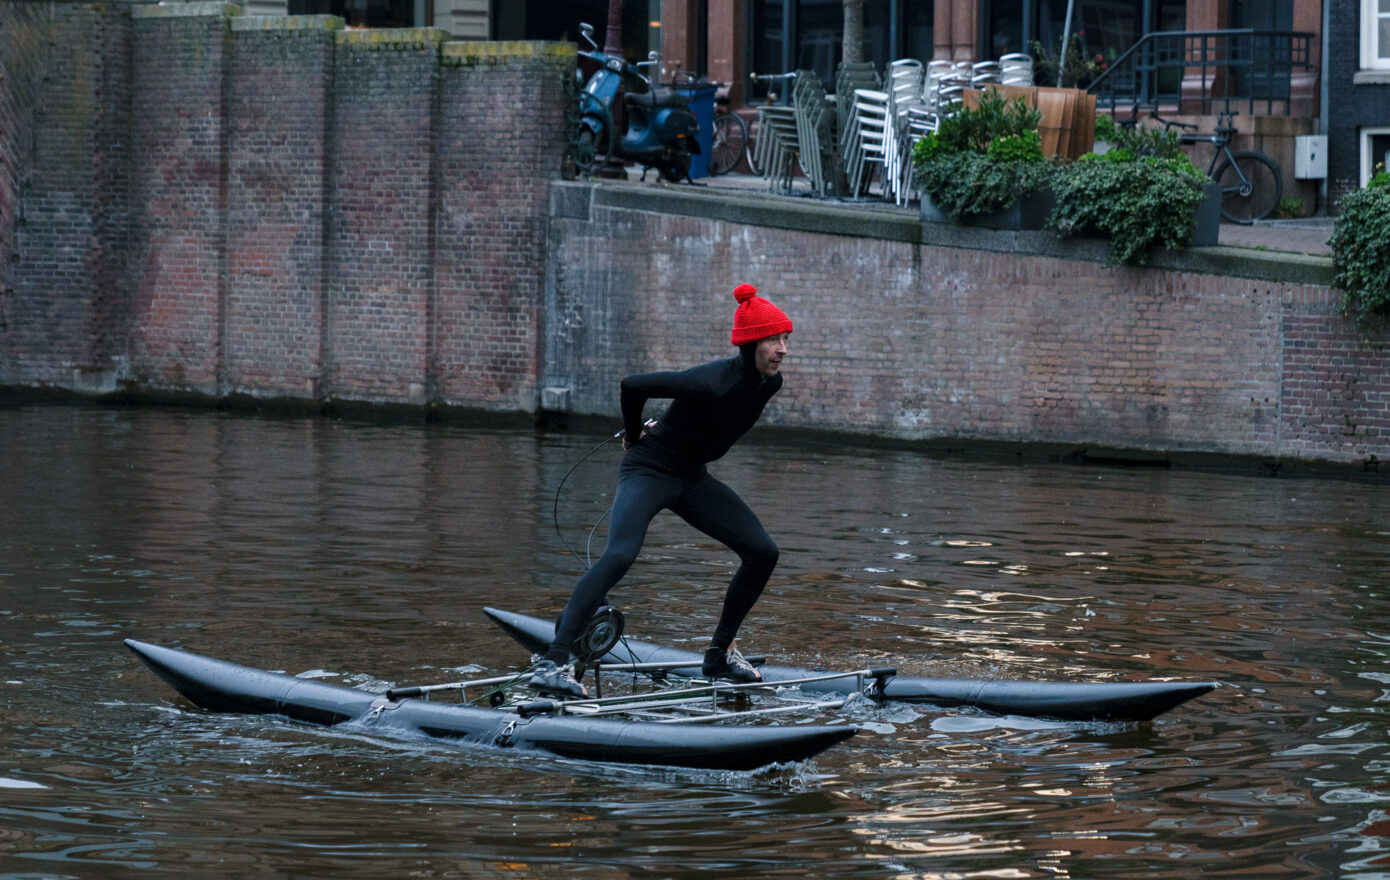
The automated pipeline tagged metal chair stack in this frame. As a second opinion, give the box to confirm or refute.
[970,60,1002,87]
[753,101,801,195]
[933,61,972,114]
[1000,53,1034,86]
[791,70,837,197]
[884,60,928,206]
[835,61,881,172]
[843,84,890,197]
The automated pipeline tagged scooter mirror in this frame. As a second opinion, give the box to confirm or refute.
[580,22,596,48]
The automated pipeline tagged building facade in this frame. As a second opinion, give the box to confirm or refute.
[52,1,1388,206]
[1327,0,1390,202]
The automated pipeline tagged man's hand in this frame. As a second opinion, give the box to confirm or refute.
[623,419,657,450]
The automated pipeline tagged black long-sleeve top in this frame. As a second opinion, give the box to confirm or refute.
[620,351,782,475]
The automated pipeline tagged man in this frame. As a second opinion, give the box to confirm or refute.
[530,283,793,699]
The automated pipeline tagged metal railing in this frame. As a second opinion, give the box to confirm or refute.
[1087,29,1314,116]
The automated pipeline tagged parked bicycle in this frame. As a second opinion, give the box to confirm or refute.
[1133,109,1283,224]
[709,87,748,176]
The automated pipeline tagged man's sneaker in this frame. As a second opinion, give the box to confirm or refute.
[702,646,762,683]
[528,658,588,699]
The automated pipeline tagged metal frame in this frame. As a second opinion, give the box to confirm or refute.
[1088,28,1315,116]
[387,658,895,726]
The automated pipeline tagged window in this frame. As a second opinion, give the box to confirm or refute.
[749,0,932,97]
[1365,0,1390,70]
[1362,127,1390,185]
[290,0,420,28]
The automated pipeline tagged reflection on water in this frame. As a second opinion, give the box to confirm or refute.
[1,405,1389,877]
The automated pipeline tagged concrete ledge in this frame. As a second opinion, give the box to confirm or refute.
[336,27,450,48]
[568,179,1336,286]
[231,14,343,32]
[551,184,592,220]
[588,182,923,244]
[443,40,575,65]
[131,2,240,19]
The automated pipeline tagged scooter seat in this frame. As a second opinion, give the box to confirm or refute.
[625,88,688,111]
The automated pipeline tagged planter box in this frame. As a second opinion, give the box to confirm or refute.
[1191,181,1223,246]
[920,187,1057,230]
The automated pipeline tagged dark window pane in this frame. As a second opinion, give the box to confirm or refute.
[751,0,786,98]
[795,0,839,86]
[903,0,935,63]
[988,0,1025,57]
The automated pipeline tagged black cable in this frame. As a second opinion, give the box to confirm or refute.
[552,428,624,570]
[552,420,654,571]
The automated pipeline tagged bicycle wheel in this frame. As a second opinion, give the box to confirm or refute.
[709,111,749,176]
[1214,151,1282,224]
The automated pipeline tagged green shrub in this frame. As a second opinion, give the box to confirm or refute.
[913,89,1048,220]
[1049,155,1207,266]
[917,151,1052,220]
[1094,113,1122,144]
[1275,195,1304,218]
[987,129,1044,163]
[1330,170,1390,335]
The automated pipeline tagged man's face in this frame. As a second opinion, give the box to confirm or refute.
[754,332,790,378]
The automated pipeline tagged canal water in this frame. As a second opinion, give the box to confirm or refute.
[1,405,1388,878]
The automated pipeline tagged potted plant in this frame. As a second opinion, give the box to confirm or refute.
[1047,120,1215,265]
[1330,165,1390,336]
[913,89,1053,229]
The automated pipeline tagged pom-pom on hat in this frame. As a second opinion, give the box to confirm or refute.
[729,283,793,346]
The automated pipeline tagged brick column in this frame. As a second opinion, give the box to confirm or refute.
[226,15,339,401]
[130,2,236,395]
[435,41,574,411]
[327,28,448,405]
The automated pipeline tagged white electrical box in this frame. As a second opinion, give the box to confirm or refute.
[1295,135,1327,179]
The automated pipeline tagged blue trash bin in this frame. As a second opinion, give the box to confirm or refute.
[674,81,718,178]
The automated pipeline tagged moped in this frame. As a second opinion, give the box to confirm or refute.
[572,22,699,182]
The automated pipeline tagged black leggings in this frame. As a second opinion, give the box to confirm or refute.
[545,461,778,663]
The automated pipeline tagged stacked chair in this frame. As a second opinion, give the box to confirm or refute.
[932,61,972,113]
[1000,53,1034,86]
[970,60,1002,87]
[791,71,837,197]
[835,61,882,189]
[842,83,890,197]
[884,60,929,206]
[753,100,800,195]
[751,52,1035,204]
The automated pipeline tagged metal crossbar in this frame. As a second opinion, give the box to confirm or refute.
[541,665,890,721]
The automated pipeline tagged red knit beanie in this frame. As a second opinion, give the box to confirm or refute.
[729,283,793,346]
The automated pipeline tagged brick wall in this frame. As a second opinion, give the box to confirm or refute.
[0,1,130,389]
[129,3,232,394]
[326,28,445,404]
[434,42,573,411]
[118,6,568,407]
[225,15,337,399]
[544,186,1388,466]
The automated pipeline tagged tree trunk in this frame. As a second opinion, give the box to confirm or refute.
[843,0,864,65]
